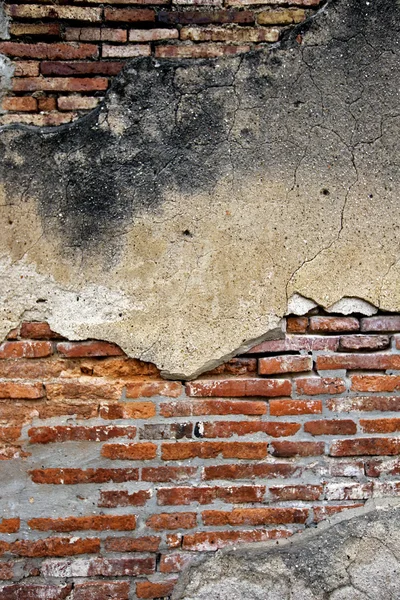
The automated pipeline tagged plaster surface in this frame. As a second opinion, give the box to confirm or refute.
[0,0,399,377]
[173,500,400,600]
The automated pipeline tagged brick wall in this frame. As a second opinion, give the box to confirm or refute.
[0,0,320,126]
[0,312,400,597]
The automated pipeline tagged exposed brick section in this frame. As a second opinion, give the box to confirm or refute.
[308,317,359,333]
[259,355,312,375]
[182,528,293,551]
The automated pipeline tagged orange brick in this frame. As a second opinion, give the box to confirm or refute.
[136,579,177,599]
[351,375,400,392]
[57,96,100,111]
[30,468,139,485]
[126,380,182,398]
[102,443,157,460]
[330,438,400,457]
[327,396,400,412]
[0,518,20,533]
[201,421,300,438]
[286,317,309,332]
[146,512,196,530]
[203,462,299,480]
[269,399,322,416]
[28,425,136,444]
[309,316,359,333]
[360,418,400,433]
[182,528,293,551]
[296,377,346,395]
[161,441,267,461]
[157,485,265,505]
[304,419,357,435]
[104,536,160,553]
[202,507,308,526]
[28,515,136,532]
[258,355,312,375]
[313,504,363,523]
[317,353,400,370]
[57,341,123,357]
[100,402,156,419]
[10,537,100,557]
[186,377,291,398]
[46,379,122,400]
[99,490,151,507]
[37,97,57,112]
[0,382,44,399]
[1,96,37,112]
[160,399,266,416]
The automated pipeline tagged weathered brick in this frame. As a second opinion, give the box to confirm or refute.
[155,43,251,58]
[304,419,357,436]
[28,425,136,444]
[10,537,100,557]
[270,441,324,457]
[327,396,400,412]
[309,316,359,333]
[157,485,265,505]
[200,421,300,438]
[180,25,279,42]
[286,316,309,333]
[65,27,127,42]
[146,512,196,530]
[162,441,267,460]
[7,4,101,20]
[330,438,400,457]
[269,485,323,501]
[142,466,197,482]
[102,443,157,460]
[139,423,192,440]
[259,355,312,375]
[0,584,71,599]
[160,399,266,416]
[295,377,346,396]
[0,43,99,60]
[12,61,40,77]
[182,528,293,551]
[0,427,21,443]
[0,563,13,580]
[325,482,373,500]
[10,23,61,37]
[136,579,178,599]
[158,9,254,24]
[1,97,37,112]
[0,519,20,534]
[104,8,155,21]
[57,341,123,357]
[186,377,291,397]
[247,335,339,353]
[0,382,44,399]
[38,97,56,111]
[159,553,193,573]
[202,507,308,526]
[361,316,400,332]
[317,353,400,370]
[257,8,306,25]
[351,374,400,392]
[46,379,122,400]
[0,113,77,126]
[203,358,257,376]
[58,96,100,111]
[28,515,136,532]
[126,380,182,398]
[227,0,319,4]
[269,399,322,416]
[30,467,139,484]
[203,462,301,480]
[360,418,400,433]
[104,536,160,553]
[99,490,151,507]
[102,44,151,58]
[100,401,156,419]
[13,77,108,92]
[38,401,98,420]
[365,457,400,477]
[0,341,52,359]
[72,581,130,600]
[41,61,123,77]
[339,334,390,351]
[129,28,179,41]
[313,504,364,523]
[41,556,155,577]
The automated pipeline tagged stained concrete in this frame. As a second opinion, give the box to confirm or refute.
[0,0,399,377]
[174,500,400,600]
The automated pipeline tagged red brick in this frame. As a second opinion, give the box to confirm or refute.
[202,507,308,526]
[247,335,340,353]
[270,441,324,457]
[186,377,291,397]
[0,427,21,443]
[102,443,157,460]
[309,317,359,333]
[330,438,400,457]
[325,482,373,500]
[104,536,160,553]
[327,396,400,412]
[365,457,400,477]
[269,399,322,416]
[296,377,346,395]
[58,96,100,111]
[0,519,19,534]
[257,7,306,24]
[180,25,279,42]
[1,97,37,112]
[10,23,61,36]
[317,353,400,371]
[259,355,311,375]
[157,485,265,505]
[98,490,151,507]
[11,61,39,77]
[36,96,56,112]
[0,358,78,379]
[0,341,52,359]
[155,44,251,59]
[182,528,293,551]
[165,534,181,548]
[57,341,123,358]
[41,61,123,76]
[65,27,127,42]
[203,358,257,377]
[339,334,390,351]
[351,374,400,392]
[46,379,122,400]
[201,421,300,438]
[0,43,99,60]
[313,504,364,523]
[129,28,178,42]
[269,485,323,501]
[100,402,156,419]
[6,4,101,21]
[13,77,108,92]
[126,380,182,398]
[158,9,254,24]
[0,382,44,399]
[361,316,400,332]
[146,513,196,530]
[30,468,139,485]
[160,399,266,416]
[72,581,130,600]
[0,585,71,599]
[203,462,301,480]
[161,441,267,460]
[136,579,177,599]
[104,8,155,21]
[286,316,309,333]
[28,425,136,444]
[304,419,357,435]
[0,563,13,580]
[159,553,193,573]
[360,418,400,433]
[28,515,136,532]
[10,537,100,557]
[102,44,151,58]
[142,466,197,482]
[82,357,158,378]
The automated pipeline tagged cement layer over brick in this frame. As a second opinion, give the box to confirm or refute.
[0,0,399,377]
[174,500,400,600]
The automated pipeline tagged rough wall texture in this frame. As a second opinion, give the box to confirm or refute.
[0,0,399,377]
[1,313,400,597]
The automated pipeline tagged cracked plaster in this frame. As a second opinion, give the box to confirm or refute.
[0,0,399,377]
